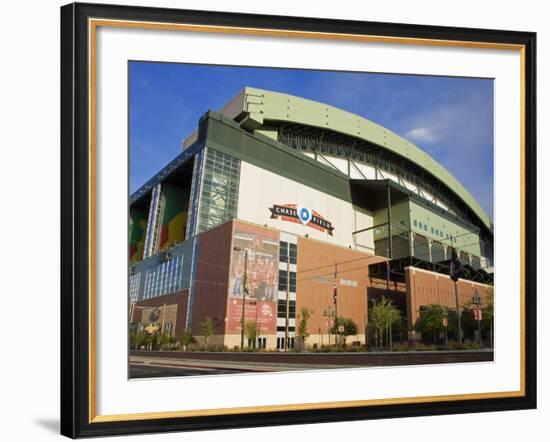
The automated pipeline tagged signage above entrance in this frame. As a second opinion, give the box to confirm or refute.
[268,204,334,236]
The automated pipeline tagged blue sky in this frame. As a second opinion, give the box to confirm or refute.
[130,62,494,220]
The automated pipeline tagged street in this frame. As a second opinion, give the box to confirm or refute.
[129,350,494,378]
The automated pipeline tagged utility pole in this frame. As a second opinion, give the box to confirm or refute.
[160,303,167,351]
[284,253,290,351]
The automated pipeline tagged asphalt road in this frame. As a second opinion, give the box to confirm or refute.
[129,349,494,379]
[130,363,253,378]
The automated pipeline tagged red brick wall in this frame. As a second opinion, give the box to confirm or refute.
[191,221,233,336]
[296,237,385,336]
[406,267,493,330]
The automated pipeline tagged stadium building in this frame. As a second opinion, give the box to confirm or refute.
[129,87,494,350]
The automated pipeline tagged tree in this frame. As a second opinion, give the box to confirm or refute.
[459,308,478,342]
[415,304,449,343]
[245,320,260,349]
[158,330,172,350]
[130,330,148,350]
[370,297,401,349]
[141,331,153,350]
[297,307,313,346]
[331,317,358,345]
[200,317,214,350]
[130,329,138,350]
[179,328,195,351]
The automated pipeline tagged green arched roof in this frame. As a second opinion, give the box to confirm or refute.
[233,87,491,230]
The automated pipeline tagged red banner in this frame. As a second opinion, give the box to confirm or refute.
[226,298,276,333]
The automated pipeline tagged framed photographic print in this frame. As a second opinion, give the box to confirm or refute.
[60,2,537,438]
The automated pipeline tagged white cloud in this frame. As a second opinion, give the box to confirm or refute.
[405,127,440,144]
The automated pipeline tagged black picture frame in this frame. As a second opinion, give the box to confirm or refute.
[60,2,537,438]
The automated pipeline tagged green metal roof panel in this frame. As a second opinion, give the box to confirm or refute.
[201,112,352,203]
[240,87,491,230]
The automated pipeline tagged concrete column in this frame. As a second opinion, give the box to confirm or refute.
[428,238,433,263]
[409,231,415,257]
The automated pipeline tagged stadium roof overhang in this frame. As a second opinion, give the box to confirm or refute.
[183,87,492,231]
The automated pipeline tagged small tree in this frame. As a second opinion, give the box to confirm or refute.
[244,320,260,349]
[331,317,358,345]
[416,304,446,343]
[200,317,214,350]
[130,329,138,350]
[130,330,149,350]
[141,331,154,350]
[179,328,195,351]
[371,297,401,349]
[297,307,313,348]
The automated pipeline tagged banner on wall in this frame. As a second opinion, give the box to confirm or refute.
[226,299,276,333]
[228,223,279,334]
[159,184,188,251]
[129,207,147,263]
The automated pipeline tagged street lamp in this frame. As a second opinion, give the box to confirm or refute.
[442,307,449,347]
[471,289,483,347]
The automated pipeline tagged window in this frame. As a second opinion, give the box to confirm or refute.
[278,270,287,291]
[289,243,297,264]
[418,222,422,229]
[277,326,295,332]
[431,227,434,234]
[289,272,296,292]
[413,220,417,227]
[288,300,296,316]
[141,256,183,300]
[195,149,241,234]
[280,241,297,264]
[435,229,439,236]
[279,241,288,262]
[277,299,287,318]
[424,224,428,231]
[278,270,296,292]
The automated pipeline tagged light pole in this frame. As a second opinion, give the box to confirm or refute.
[233,246,248,350]
[443,307,449,347]
[449,237,463,345]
